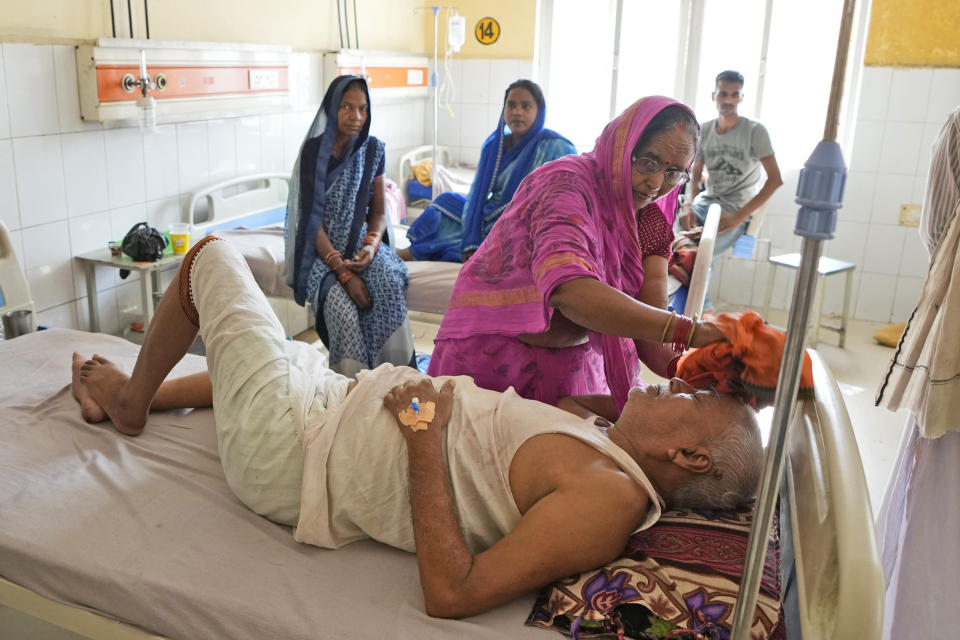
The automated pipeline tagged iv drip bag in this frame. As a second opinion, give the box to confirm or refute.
[448,15,466,52]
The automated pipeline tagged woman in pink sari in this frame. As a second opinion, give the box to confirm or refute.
[428,96,725,412]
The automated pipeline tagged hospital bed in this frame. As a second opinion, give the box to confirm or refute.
[0,221,36,335]
[0,220,881,639]
[396,144,475,209]
[185,173,462,338]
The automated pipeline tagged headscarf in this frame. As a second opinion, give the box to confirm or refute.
[460,82,572,253]
[437,96,696,410]
[284,75,374,305]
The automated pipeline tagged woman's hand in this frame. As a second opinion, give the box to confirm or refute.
[691,320,726,348]
[462,249,476,262]
[679,203,698,230]
[344,245,376,272]
[342,274,373,310]
[383,378,456,442]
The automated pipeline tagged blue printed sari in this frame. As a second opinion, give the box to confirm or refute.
[406,93,576,262]
[284,76,412,376]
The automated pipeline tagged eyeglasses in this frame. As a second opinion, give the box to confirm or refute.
[631,156,690,186]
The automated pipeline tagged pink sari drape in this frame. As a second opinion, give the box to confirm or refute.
[431,96,694,410]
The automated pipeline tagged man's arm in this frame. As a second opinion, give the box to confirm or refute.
[717,154,783,234]
[385,379,647,618]
[556,394,619,423]
[680,157,705,230]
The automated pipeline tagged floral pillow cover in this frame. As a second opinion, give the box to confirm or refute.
[526,507,785,640]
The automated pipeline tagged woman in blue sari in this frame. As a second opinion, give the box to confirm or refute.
[398,79,576,262]
[284,75,414,377]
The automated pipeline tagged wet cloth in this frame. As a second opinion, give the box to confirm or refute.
[284,75,412,375]
[676,311,813,408]
[191,239,351,526]
[429,96,689,411]
[295,363,662,552]
[406,90,576,261]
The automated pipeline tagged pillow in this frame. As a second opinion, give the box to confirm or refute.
[526,507,785,640]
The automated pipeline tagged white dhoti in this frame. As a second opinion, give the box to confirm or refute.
[190,239,351,525]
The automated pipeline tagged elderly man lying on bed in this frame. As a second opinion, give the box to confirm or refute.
[70,236,762,619]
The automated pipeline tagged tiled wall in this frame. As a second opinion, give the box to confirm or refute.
[710,66,960,324]
[0,42,426,335]
[428,58,535,167]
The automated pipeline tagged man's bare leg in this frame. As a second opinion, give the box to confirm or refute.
[72,355,213,424]
[77,238,216,435]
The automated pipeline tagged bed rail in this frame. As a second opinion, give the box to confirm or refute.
[0,221,35,325]
[186,173,290,234]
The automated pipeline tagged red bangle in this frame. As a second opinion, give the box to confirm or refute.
[324,249,342,265]
[336,269,353,284]
[671,314,693,354]
[666,354,681,378]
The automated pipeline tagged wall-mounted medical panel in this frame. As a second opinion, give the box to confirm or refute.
[323,50,429,102]
[76,38,291,124]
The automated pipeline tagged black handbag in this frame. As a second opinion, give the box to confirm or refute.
[121,222,168,262]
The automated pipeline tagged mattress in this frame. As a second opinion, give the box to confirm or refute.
[0,329,548,640]
[215,225,461,315]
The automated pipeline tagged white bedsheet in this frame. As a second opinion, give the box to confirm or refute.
[0,329,550,640]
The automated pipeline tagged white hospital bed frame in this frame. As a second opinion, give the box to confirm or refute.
[0,221,36,333]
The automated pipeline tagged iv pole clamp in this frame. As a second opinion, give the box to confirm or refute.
[414,5,460,199]
[729,0,856,638]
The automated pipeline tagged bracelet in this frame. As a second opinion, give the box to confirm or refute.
[687,313,699,348]
[327,256,345,272]
[659,310,676,344]
[666,354,682,379]
[323,249,342,265]
[336,268,354,284]
[363,232,381,253]
[671,314,693,354]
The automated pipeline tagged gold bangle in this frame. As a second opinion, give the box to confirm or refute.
[687,313,698,347]
[659,310,676,344]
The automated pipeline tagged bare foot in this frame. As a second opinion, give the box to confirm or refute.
[72,352,107,423]
[78,355,148,436]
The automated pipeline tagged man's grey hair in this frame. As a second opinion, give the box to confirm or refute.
[664,407,764,511]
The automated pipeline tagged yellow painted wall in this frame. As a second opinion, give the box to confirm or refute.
[865,0,960,67]
[0,0,428,53]
[422,0,537,60]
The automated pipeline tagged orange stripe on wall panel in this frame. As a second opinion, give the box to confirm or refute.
[96,66,289,103]
[337,66,427,88]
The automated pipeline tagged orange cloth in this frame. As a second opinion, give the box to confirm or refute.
[676,311,813,408]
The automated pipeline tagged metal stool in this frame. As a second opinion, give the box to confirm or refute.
[762,252,856,347]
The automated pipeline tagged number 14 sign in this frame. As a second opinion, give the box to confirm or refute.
[475,17,501,45]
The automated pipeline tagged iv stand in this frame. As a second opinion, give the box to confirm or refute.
[414,5,458,199]
[729,0,856,638]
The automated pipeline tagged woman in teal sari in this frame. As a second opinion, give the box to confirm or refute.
[284,76,414,377]
[398,79,576,263]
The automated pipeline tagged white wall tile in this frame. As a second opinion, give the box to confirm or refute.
[110,203,148,241]
[459,59,491,104]
[176,121,209,195]
[3,44,60,137]
[912,175,928,205]
[488,59,528,105]
[926,69,960,125]
[143,124,180,201]
[147,197,184,235]
[862,225,907,275]
[208,118,237,184]
[855,272,896,322]
[459,103,490,150]
[0,46,9,140]
[61,130,109,217]
[892,276,922,320]
[717,257,756,307]
[877,121,923,175]
[53,45,100,134]
[36,300,77,330]
[116,279,145,322]
[856,66,891,121]
[820,269,859,318]
[436,106,460,151]
[849,120,884,172]
[104,127,146,208]
[0,140,18,231]
[826,220,869,267]
[458,145,481,168]
[261,114,285,172]
[283,112,309,174]
[235,116,261,175]
[750,259,773,308]
[74,288,121,334]
[870,173,915,225]
[23,223,75,309]
[69,210,114,296]
[4,228,24,272]
[12,135,67,226]
[840,171,876,223]
[898,231,930,278]
[886,68,933,123]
